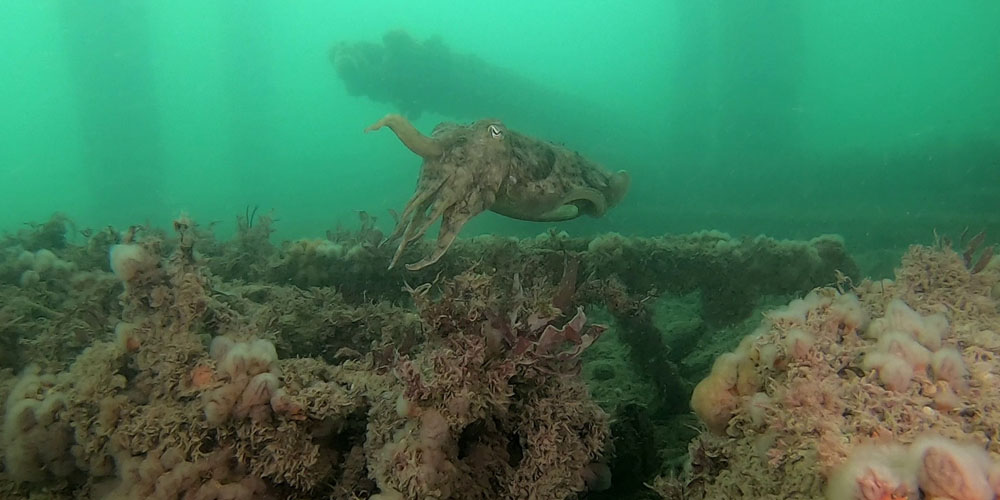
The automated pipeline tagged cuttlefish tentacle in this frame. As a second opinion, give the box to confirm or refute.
[403,204,467,271]
[408,193,460,243]
[364,114,443,159]
[384,175,447,243]
[386,181,444,269]
[389,199,481,271]
[397,185,491,270]
[389,210,427,269]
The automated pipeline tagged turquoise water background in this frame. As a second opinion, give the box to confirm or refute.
[2,1,998,260]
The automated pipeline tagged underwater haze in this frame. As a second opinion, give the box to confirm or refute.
[2,0,998,258]
[3,2,1000,499]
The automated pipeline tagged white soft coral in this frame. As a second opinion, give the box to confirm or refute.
[826,444,917,500]
[826,438,1000,500]
[913,438,994,500]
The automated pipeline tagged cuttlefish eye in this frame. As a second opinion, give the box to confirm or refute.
[488,124,503,139]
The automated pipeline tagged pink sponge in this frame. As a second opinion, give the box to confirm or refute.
[872,299,948,351]
[108,243,157,282]
[1,369,75,482]
[233,373,279,422]
[861,352,914,392]
[877,332,931,373]
[826,294,869,335]
[690,354,742,434]
[930,348,969,391]
[204,383,243,425]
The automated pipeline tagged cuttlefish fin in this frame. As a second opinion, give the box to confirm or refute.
[608,170,630,208]
[365,114,443,159]
[501,186,609,223]
[568,187,608,218]
[531,205,580,222]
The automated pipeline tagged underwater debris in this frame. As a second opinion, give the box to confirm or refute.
[243,204,259,230]
[2,213,74,251]
[941,228,995,275]
[962,231,995,275]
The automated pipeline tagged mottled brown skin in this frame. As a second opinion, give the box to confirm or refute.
[365,114,630,270]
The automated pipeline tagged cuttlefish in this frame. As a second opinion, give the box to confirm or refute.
[366,114,630,270]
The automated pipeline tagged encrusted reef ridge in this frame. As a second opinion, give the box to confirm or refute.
[655,239,1000,499]
[0,212,863,499]
[0,215,614,499]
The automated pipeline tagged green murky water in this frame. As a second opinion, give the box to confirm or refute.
[1,1,998,265]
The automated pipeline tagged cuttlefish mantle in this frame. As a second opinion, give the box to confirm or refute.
[365,114,630,270]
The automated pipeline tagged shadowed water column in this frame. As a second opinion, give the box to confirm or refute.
[56,1,165,224]
[330,30,620,146]
[662,2,722,173]
[664,1,805,233]
[219,3,280,206]
[715,1,804,170]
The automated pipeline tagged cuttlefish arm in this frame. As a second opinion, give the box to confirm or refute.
[364,114,442,159]
[367,114,500,270]
[403,202,466,270]
[384,167,491,271]
[365,113,449,269]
